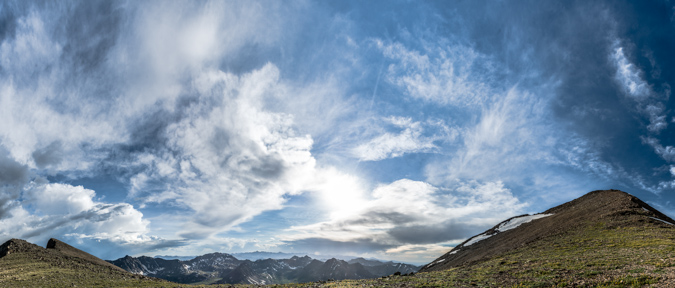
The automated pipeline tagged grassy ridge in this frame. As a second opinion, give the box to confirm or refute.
[279,220,675,287]
[4,193,675,288]
[0,240,167,288]
[6,220,671,287]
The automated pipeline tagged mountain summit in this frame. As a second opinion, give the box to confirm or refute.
[422,189,675,272]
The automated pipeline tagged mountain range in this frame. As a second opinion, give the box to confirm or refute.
[108,253,420,284]
[3,189,675,287]
[156,251,374,262]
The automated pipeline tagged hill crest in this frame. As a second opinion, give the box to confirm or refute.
[421,189,675,272]
[0,238,164,287]
[0,238,43,258]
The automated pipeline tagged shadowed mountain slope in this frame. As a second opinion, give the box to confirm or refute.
[46,238,127,272]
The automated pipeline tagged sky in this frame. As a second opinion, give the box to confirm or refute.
[1,0,675,265]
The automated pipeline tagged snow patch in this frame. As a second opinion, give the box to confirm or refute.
[464,232,492,247]
[650,217,675,225]
[462,214,553,247]
[497,214,553,232]
[449,250,459,255]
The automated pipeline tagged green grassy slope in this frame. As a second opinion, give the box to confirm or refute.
[0,239,169,288]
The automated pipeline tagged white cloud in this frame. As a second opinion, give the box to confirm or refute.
[352,117,449,161]
[0,10,124,170]
[0,1,351,244]
[382,243,454,264]
[373,38,607,198]
[379,40,492,107]
[0,12,61,76]
[642,136,675,162]
[646,104,668,133]
[116,1,288,113]
[121,63,372,241]
[24,183,95,215]
[610,41,668,134]
[611,45,651,99]
[426,85,561,185]
[0,181,157,252]
[123,65,315,236]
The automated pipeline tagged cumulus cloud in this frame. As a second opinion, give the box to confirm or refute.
[24,182,95,215]
[120,64,323,239]
[0,180,169,259]
[0,1,346,246]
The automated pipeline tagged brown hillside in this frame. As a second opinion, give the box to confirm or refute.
[46,238,127,272]
[0,238,45,258]
[421,189,675,272]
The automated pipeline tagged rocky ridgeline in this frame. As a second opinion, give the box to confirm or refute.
[109,253,421,284]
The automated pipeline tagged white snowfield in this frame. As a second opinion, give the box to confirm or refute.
[463,233,493,247]
[463,213,554,247]
[497,213,554,232]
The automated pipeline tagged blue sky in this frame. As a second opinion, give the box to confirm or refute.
[1,0,675,264]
